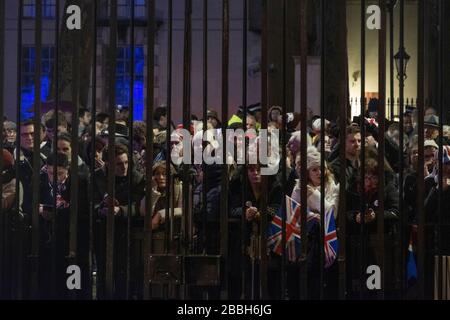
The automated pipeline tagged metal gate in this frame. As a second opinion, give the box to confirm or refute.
[0,0,449,300]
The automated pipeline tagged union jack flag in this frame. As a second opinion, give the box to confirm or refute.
[324,207,338,268]
[267,196,319,262]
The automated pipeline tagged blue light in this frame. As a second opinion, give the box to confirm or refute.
[21,75,51,119]
[116,46,144,121]
[21,46,53,120]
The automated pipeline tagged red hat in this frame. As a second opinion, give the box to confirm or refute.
[1,149,14,169]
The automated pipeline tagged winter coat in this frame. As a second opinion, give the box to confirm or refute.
[345,180,399,235]
[229,167,283,220]
[14,147,46,216]
[291,178,340,218]
[329,156,359,192]
[93,167,146,218]
[140,180,183,225]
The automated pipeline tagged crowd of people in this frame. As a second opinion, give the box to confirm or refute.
[1,99,450,300]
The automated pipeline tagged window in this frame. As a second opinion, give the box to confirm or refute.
[116,46,145,120]
[21,47,54,119]
[134,0,146,18]
[118,0,146,18]
[23,0,56,19]
[100,0,146,19]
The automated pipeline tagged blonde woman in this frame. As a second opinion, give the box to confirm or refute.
[291,146,339,218]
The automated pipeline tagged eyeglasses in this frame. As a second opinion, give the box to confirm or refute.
[364,175,378,182]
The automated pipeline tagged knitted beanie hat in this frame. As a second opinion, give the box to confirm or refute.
[307,146,321,170]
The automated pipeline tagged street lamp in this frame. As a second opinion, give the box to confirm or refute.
[387,0,398,120]
[394,47,411,80]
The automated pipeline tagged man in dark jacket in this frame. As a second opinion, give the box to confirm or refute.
[15,120,47,217]
[93,143,146,299]
[329,125,361,190]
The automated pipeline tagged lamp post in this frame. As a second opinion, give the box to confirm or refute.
[394,47,411,80]
[387,0,397,120]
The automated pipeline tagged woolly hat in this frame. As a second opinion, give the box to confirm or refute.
[3,121,16,131]
[424,139,438,150]
[287,130,312,156]
[311,118,330,132]
[307,146,321,170]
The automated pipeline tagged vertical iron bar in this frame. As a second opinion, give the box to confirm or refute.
[280,0,287,300]
[398,0,406,299]
[240,0,248,300]
[164,0,172,260]
[126,0,136,300]
[319,0,326,300]
[14,0,23,300]
[0,0,5,299]
[259,0,269,300]
[437,0,444,301]
[143,0,155,300]
[398,6,404,294]
[299,0,308,300]
[182,0,192,299]
[220,0,229,300]
[30,0,43,299]
[201,0,207,256]
[359,0,366,300]
[106,0,118,300]
[337,13,348,304]
[416,0,426,300]
[89,0,98,300]
[165,0,173,245]
[69,0,81,300]
[50,0,60,299]
[377,0,386,300]
[338,105,351,300]
[389,5,394,121]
